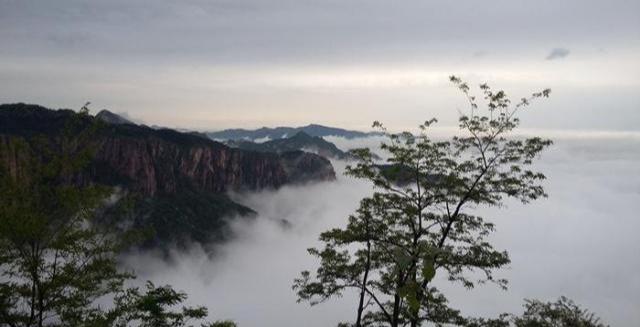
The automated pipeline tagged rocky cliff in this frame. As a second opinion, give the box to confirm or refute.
[0,103,336,248]
[93,127,336,196]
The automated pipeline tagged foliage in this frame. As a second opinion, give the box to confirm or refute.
[0,107,131,326]
[100,190,254,250]
[100,281,221,327]
[466,297,608,327]
[294,76,553,326]
[0,107,234,326]
[512,297,608,327]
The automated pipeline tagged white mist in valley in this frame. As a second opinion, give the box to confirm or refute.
[122,159,371,326]
[122,135,640,327]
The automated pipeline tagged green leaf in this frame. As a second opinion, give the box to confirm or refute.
[422,259,436,282]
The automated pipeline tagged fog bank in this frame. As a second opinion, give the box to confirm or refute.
[123,135,640,326]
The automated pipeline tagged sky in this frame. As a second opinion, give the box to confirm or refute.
[124,136,640,327]
[1,0,639,131]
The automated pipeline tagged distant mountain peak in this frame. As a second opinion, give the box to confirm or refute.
[208,123,381,141]
[226,130,355,160]
[95,110,134,125]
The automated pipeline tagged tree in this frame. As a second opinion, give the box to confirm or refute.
[100,281,236,327]
[466,297,609,327]
[294,76,553,326]
[0,107,131,326]
[512,297,608,327]
[0,107,233,327]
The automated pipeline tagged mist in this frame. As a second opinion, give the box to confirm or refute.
[122,134,640,326]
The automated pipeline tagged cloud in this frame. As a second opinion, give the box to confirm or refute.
[1,2,638,131]
[122,160,372,326]
[546,47,571,60]
[0,1,637,65]
[472,51,488,58]
[121,135,640,327]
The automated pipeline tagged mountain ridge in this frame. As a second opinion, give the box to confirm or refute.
[208,123,381,141]
[226,131,353,160]
[0,103,336,248]
[96,109,135,125]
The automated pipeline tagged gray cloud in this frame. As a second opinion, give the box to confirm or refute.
[472,51,488,58]
[123,135,640,327]
[0,1,638,131]
[0,1,638,65]
[546,47,571,60]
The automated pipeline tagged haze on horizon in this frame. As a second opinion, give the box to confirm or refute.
[1,0,639,132]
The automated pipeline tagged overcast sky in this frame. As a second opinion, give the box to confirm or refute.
[1,0,638,131]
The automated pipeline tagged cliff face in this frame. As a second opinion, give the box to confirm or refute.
[0,104,335,194]
[95,133,286,196]
[0,103,336,248]
[95,133,335,196]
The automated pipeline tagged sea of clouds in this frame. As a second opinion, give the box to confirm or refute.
[122,133,640,326]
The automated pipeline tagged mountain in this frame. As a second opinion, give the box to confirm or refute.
[0,103,336,248]
[227,131,353,160]
[208,123,381,141]
[95,109,135,125]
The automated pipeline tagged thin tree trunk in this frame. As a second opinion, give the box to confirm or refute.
[355,237,371,327]
[391,294,400,327]
[391,271,403,327]
[409,270,419,327]
[356,210,374,327]
[29,279,36,325]
[38,289,44,327]
[410,163,423,327]
[28,242,38,327]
